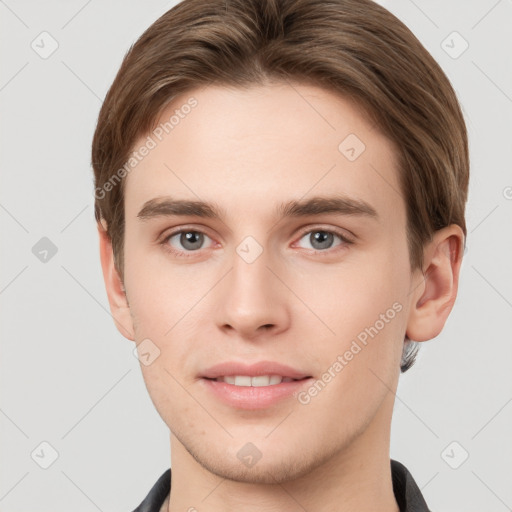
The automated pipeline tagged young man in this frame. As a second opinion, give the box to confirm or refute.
[92,0,469,510]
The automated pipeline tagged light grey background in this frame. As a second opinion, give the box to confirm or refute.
[1,1,511,511]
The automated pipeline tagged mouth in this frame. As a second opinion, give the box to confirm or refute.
[199,361,313,409]
[204,375,309,386]
[201,360,310,381]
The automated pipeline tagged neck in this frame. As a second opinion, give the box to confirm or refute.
[166,394,399,512]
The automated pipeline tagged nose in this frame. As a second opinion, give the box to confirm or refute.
[216,245,291,340]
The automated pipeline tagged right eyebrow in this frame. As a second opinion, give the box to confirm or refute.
[137,197,225,221]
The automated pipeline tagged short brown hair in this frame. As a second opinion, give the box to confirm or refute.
[91,0,469,371]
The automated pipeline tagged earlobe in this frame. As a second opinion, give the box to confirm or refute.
[406,225,464,342]
[97,221,135,341]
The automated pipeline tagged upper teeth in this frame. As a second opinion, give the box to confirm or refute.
[215,375,295,386]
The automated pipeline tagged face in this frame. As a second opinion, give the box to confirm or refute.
[120,82,416,483]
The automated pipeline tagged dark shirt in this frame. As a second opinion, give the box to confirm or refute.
[132,459,430,512]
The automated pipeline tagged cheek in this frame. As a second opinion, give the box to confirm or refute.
[123,237,203,334]
[293,242,409,338]
[293,259,407,431]
[290,239,410,394]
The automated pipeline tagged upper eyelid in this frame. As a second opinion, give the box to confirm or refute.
[295,225,354,241]
[162,225,216,242]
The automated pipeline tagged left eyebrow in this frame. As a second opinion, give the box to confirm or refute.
[276,195,378,220]
[137,194,378,222]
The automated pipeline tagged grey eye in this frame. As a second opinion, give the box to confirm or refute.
[297,230,343,251]
[169,231,208,251]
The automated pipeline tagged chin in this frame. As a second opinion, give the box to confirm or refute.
[183,438,331,485]
[203,456,314,485]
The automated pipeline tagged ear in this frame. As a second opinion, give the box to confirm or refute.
[406,225,465,342]
[97,220,135,341]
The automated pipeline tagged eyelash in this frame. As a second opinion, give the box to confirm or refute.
[160,226,354,258]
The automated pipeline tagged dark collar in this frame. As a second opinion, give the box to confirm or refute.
[132,459,430,512]
[391,459,431,511]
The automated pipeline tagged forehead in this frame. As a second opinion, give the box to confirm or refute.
[123,82,402,222]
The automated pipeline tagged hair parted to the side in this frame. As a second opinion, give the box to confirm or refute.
[91,0,469,373]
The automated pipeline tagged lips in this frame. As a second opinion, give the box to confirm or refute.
[199,360,313,408]
[201,360,311,382]
[213,375,296,386]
